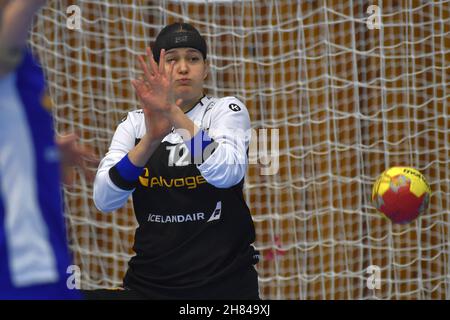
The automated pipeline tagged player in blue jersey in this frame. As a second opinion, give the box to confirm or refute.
[0,0,95,299]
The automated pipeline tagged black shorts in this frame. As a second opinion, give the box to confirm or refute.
[80,288,145,300]
[82,265,260,300]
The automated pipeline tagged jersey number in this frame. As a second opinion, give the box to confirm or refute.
[166,144,190,167]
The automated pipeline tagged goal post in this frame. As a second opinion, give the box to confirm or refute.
[31,0,449,299]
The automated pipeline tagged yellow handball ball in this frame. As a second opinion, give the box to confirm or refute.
[372,167,431,224]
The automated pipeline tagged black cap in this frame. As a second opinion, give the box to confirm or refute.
[152,22,207,64]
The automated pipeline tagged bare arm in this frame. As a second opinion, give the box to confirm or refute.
[0,0,47,76]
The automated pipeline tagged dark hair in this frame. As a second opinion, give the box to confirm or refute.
[152,22,207,63]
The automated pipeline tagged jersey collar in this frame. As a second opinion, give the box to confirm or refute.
[184,95,208,114]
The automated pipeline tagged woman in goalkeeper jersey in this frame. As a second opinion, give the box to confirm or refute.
[93,22,260,299]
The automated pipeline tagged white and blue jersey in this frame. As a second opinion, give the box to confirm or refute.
[94,96,260,299]
[0,49,79,299]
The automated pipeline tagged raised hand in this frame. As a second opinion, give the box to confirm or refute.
[131,78,172,141]
[56,133,99,185]
[132,47,182,114]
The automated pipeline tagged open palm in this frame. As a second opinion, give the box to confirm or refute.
[132,47,180,113]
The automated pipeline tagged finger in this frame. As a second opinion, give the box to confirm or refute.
[131,79,140,93]
[56,133,78,147]
[168,61,175,82]
[69,153,98,174]
[137,56,153,81]
[60,132,79,141]
[137,55,154,82]
[159,48,166,76]
[77,145,98,163]
[131,79,141,88]
[131,79,147,93]
[136,77,150,89]
[146,47,159,76]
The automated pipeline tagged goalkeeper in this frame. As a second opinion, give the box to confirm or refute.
[93,22,260,299]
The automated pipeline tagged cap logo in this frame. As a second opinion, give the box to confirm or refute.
[175,35,188,43]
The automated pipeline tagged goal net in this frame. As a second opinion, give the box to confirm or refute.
[30,0,449,299]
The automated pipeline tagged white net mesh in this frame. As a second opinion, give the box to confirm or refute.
[30,0,449,299]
